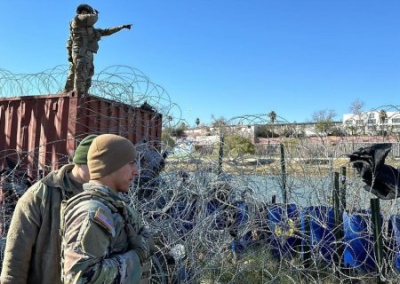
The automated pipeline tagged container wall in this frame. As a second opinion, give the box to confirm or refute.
[0,92,162,178]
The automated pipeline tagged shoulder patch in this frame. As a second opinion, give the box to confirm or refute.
[93,208,115,236]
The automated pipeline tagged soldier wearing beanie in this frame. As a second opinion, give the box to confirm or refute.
[61,134,154,284]
[1,134,97,284]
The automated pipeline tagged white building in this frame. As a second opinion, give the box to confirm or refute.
[343,111,400,134]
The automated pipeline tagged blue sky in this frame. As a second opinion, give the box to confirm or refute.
[0,1,399,126]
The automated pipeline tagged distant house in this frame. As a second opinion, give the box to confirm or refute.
[343,111,400,135]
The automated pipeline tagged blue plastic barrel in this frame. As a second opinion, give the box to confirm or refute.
[301,206,336,264]
[206,199,229,230]
[343,210,378,273]
[230,201,251,254]
[266,203,300,259]
[387,214,400,271]
[234,201,249,225]
[169,200,196,237]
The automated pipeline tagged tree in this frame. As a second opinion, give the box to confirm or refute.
[312,109,337,136]
[268,111,277,138]
[161,132,175,149]
[211,115,229,135]
[379,109,387,124]
[223,135,255,160]
[268,111,277,124]
[347,125,357,136]
[168,122,187,138]
[349,99,365,114]
[349,100,365,135]
[195,117,200,128]
[329,127,345,137]
[211,115,228,128]
[180,122,187,129]
[166,115,174,133]
[379,109,387,139]
[255,125,279,138]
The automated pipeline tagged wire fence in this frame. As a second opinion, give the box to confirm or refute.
[1,66,400,283]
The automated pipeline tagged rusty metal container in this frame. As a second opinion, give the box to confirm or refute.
[0,92,162,178]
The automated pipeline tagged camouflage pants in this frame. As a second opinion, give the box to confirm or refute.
[64,50,94,94]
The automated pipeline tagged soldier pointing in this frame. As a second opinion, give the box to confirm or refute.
[64,4,132,95]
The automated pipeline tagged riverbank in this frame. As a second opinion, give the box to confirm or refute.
[165,155,400,177]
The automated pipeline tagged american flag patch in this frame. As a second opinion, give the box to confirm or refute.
[94,209,114,233]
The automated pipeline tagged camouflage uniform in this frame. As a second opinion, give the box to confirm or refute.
[64,13,127,94]
[61,182,145,283]
[0,164,83,284]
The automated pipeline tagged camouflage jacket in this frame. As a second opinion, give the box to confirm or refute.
[0,164,83,284]
[61,182,144,284]
[69,13,125,54]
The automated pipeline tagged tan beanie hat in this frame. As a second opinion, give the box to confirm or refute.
[88,134,136,179]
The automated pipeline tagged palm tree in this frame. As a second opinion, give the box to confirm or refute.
[268,111,277,138]
[166,115,173,134]
[195,118,200,128]
[379,110,387,140]
[269,111,277,124]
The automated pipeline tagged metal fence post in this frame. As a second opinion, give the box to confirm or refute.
[333,172,344,276]
[280,143,287,204]
[341,166,347,211]
[217,134,224,175]
[303,212,312,268]
[371,198,386,283]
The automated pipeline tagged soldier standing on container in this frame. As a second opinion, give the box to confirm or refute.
[64,4,132,94]
[61,134,153,283]
[0,134,98,284]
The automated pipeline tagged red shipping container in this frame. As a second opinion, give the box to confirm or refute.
[0,92,162,178]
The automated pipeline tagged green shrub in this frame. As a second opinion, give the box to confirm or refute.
[222,135,255,159]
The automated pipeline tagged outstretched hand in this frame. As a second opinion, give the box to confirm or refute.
[123,24,133,30]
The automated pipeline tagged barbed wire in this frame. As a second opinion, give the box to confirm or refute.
[1,66,400,282]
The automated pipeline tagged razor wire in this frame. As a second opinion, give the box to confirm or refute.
[0,65,183,128]
[1,67,400,282]
[126,130,400,283]
[2,116,400,283]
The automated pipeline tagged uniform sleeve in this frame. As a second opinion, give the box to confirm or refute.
[97,26,125,37]
[0,187,42,284]
[76,13,98,26]
[62,210,142,284]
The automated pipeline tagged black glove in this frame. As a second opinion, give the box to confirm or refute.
[123,24,132,30]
